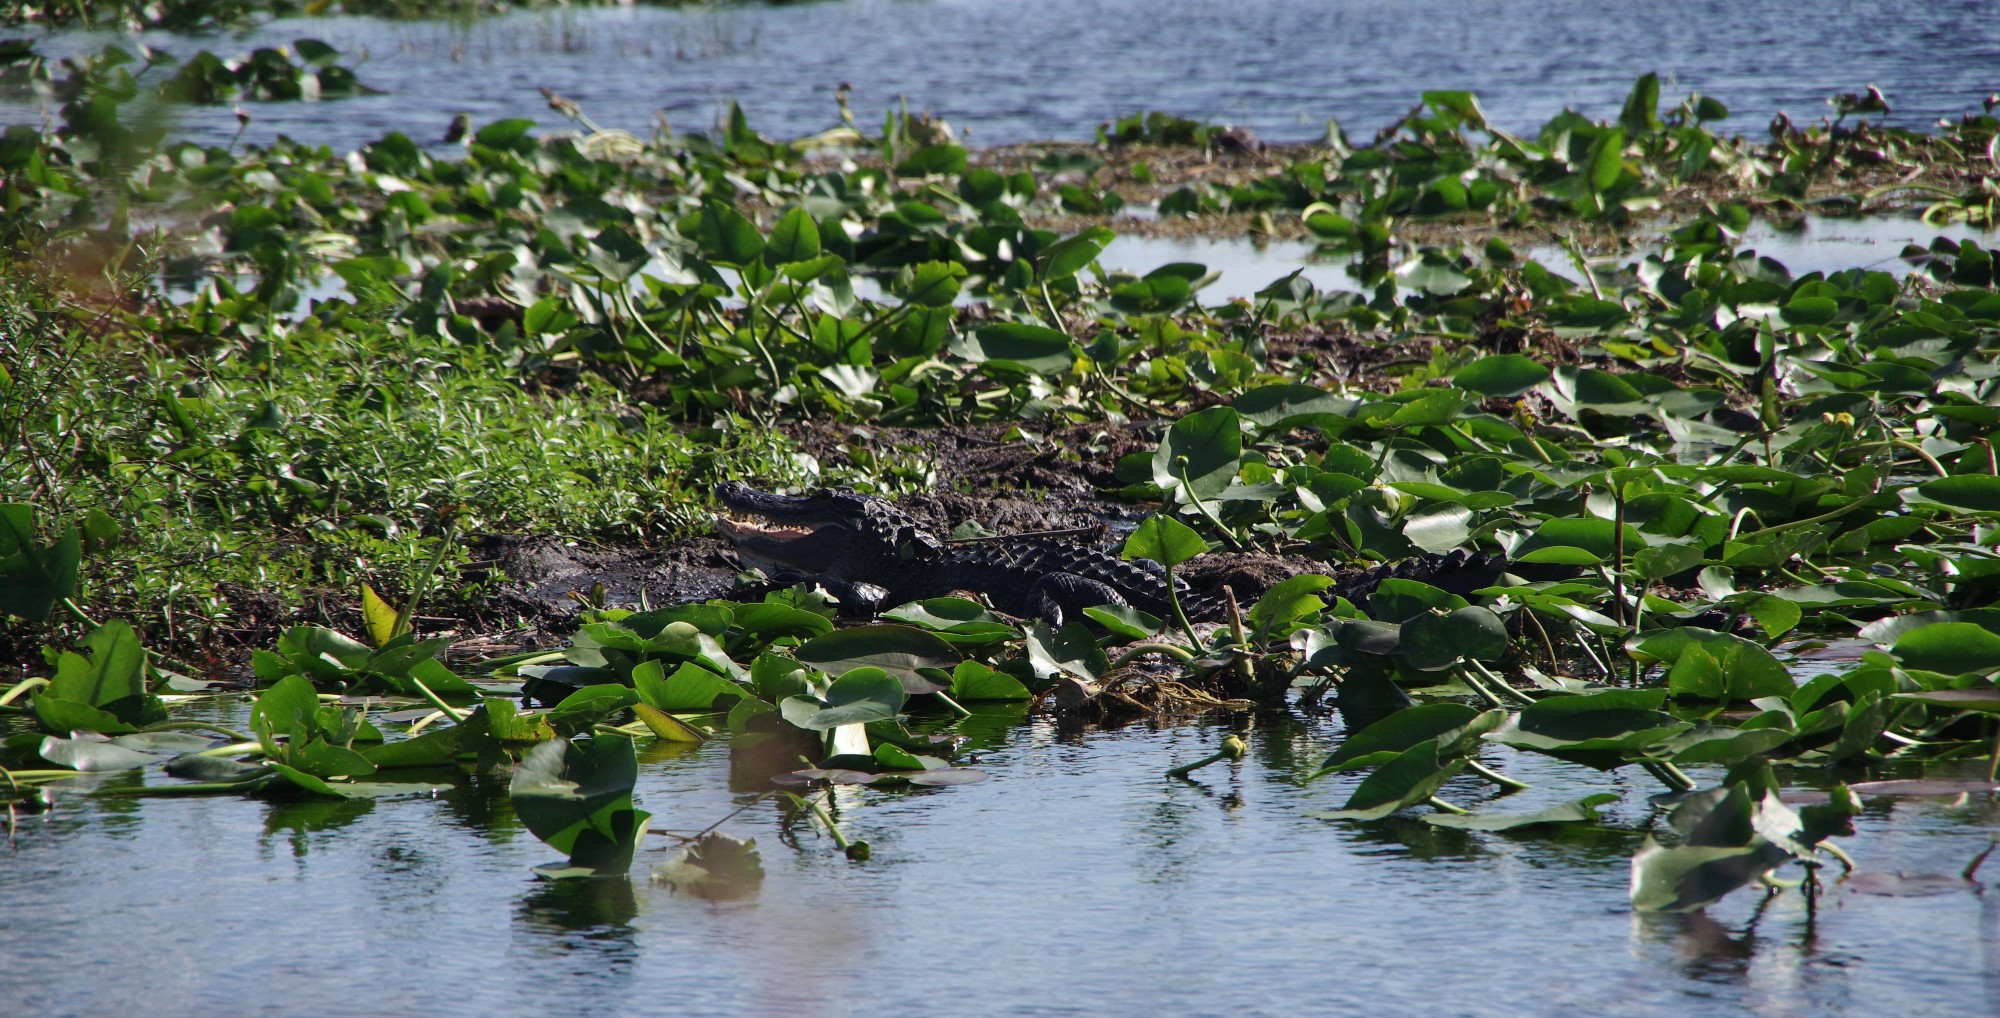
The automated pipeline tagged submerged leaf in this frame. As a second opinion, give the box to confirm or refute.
[653,832,764,900]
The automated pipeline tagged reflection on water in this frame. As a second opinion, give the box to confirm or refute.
[4,705,2000,1015]
[513,878,643,990]
[1104,216,1996,301]
[261,795,375,858]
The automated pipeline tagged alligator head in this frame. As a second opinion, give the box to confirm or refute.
[712,482,943,584]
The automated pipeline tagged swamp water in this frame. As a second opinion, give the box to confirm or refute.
[6,0,2000,152]
[7,701,2000,1017]
[10,2,2000,1015]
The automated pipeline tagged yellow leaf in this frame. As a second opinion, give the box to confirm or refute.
[633,704,709,743]
[361,583,400,648]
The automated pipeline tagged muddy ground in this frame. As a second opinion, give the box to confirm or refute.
[444,420,1335,662]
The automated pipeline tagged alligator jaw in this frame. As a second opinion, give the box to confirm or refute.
[713,516,815,543]
[712,482,876,580]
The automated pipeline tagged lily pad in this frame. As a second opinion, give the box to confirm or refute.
[779,667,907,731]
[795,626,958,694]
[1423,793,1620,830]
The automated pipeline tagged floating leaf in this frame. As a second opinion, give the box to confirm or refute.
[1307,739,1467,821]
[1634,629,1795,702]
[632,660,746,712]
[1039,225,1115,282]
[1317,702,1494,773]
[959,323,1073,373]
[947,660,1031,702]
[1398,607,1508,670]
[1454,354,1550,397]
[694,199,764,266]
[46,620,149,708]
[1890,623,2000,675]
[895,260,967,308]
[510,735,651,877]
[1122,514,1208,568]
[779,667,907,731]
[653,832,763,900]
[1424,793,1620,831]
[1919,475,2000,512]
[38,733,168,772]
[1152,406,1242,499]
[794,625,958,694]
[632,703,709,742]
[765,207,821,264]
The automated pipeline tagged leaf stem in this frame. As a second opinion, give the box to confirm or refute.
[1638,759,1696,791]
[1175,459,1245,552]
[409,676,467,723]
[1111,642,1198,668]
[140,720,252,742]
[1465,758,1530,791]
[1464,658,1536,706]
[0,678,49,708]
[1166,733,1246,778]
[789,791,869,860]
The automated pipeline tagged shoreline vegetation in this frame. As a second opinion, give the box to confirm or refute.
[4,18,2000,911]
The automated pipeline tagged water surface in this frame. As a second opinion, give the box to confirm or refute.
[6,0,1998,151]
[5,702,1998,1016]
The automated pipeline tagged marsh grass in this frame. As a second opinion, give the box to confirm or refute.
[0,276,817,665]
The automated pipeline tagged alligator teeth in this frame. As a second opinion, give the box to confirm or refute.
[716,516,815,540]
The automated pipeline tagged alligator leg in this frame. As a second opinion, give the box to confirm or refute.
[1022,572,1131,627]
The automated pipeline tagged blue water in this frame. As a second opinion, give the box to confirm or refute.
[5,701,1999,1016]
[7,3,2000,1012]
[4,0,1997,152]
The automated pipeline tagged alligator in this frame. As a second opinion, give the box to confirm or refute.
[713,483,1517,627]
[714,482,1214,625]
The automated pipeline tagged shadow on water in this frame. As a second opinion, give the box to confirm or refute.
[513,877,644,990]
[261,796,376,857]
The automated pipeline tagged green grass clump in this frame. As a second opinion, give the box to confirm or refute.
[0,277,815,662]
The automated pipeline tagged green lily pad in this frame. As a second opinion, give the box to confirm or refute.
[510,735,651,877]
[1307,739,1468,821]
[1890,623,2000,675]
[1454,354,1551,397]
[1918,474,2000,512]
[795,625,959,694]
[1423,792,1620,831]
[1317,702,1498,774]
[1152,406,1242,499]
[947,660,1032,702]
[1399,607,1509,670]
[1122,514,1208,568]
[779,667,907,731]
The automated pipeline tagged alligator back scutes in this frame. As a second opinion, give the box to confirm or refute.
[1332,549,1512,605]
[948,539,1187,607]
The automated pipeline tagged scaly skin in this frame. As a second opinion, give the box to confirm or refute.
[712,483,1515,626]
[713,483,1213,625]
